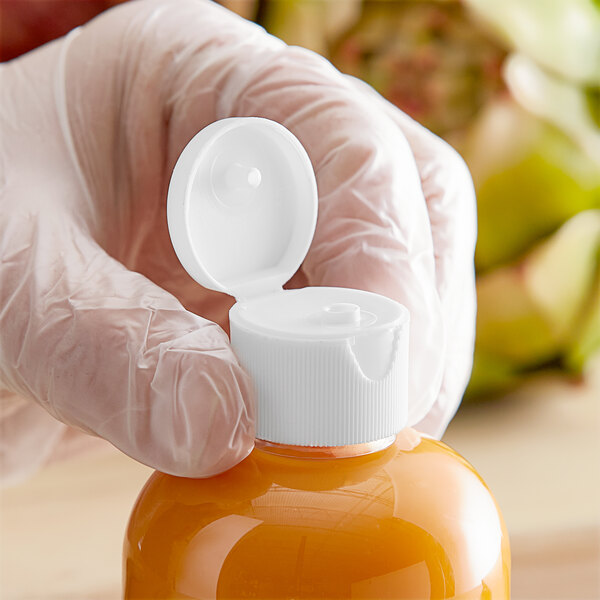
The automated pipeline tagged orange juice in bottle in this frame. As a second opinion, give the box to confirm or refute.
[124,118,510,599]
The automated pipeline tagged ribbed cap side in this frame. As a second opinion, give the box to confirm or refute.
[231,322,409,447]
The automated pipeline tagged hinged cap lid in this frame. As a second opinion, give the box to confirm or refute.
[167,118,318,300]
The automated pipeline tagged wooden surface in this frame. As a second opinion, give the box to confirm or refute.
[2,367,599,600]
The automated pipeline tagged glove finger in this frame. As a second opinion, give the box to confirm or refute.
[346,78,478,435]
[398,116,477,437]
[0,214,255,477]
[298,105,446,427]
[223,50,446,426]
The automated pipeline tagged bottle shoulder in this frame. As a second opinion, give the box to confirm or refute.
[132,431,478,497]
[127,430,501,537]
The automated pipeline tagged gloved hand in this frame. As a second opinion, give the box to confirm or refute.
[0,0,476,484]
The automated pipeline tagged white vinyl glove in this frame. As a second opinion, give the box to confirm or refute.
[0,0,476,484]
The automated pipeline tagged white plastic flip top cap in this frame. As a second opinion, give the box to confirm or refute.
[168,118,412,447]
[167,117,317,301]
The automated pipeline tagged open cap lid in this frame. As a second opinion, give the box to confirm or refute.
[167,118,318,300]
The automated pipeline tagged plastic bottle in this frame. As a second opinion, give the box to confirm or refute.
[123,118,510,600]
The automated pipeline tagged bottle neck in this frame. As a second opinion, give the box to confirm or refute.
[254,435,396,460]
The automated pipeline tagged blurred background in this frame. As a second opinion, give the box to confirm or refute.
[1,1,599,599]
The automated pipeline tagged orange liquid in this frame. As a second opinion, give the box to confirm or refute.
[124,430,510,599]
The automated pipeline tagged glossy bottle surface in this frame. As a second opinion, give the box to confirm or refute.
[124,429,510,599]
